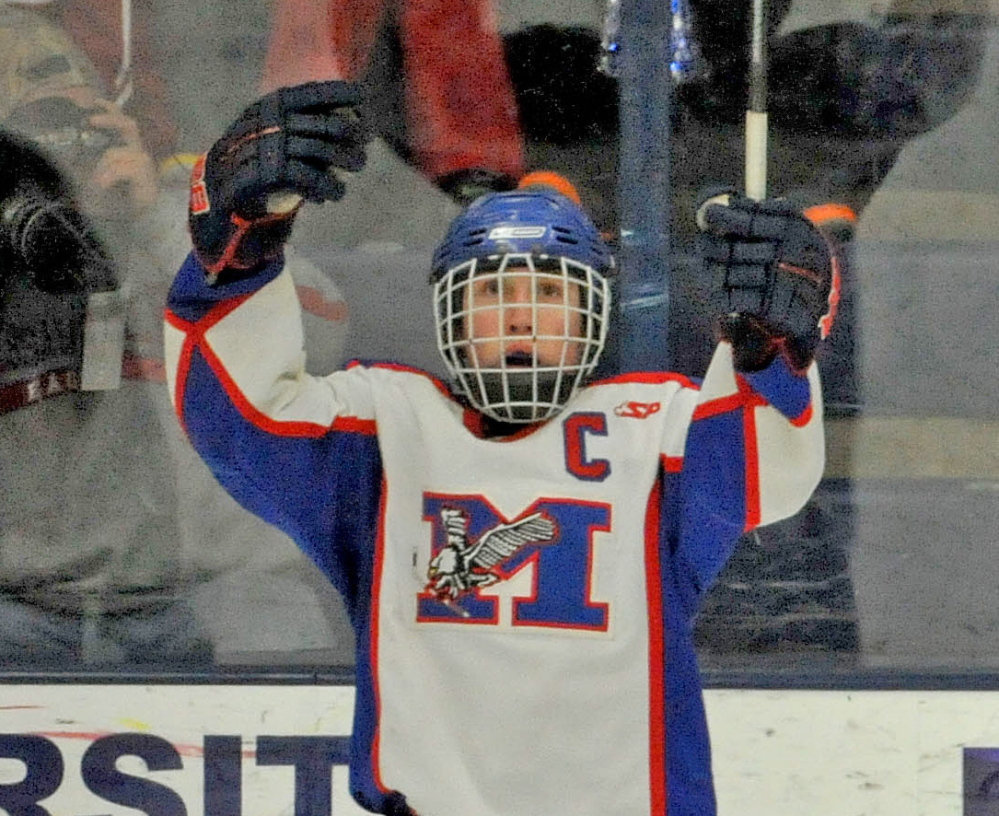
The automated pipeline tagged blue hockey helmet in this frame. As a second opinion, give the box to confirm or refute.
[431,180,616,424]
[430,184,614,283]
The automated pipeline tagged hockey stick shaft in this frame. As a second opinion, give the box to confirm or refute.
[745,0,768,200]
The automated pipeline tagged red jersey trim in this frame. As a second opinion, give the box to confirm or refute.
[737,377,762,531]
[165,308,197,427]
[370,477,391,795]
[790,401,814,428]
[644,477,668,813]
[661,455,684,474]
[461,408,551,442]
[590,370,698,390]
[691,392,745,421]
[691,379,768,423]
[169,310,376,437]
[198,341,344,438]
[332,415,378,435]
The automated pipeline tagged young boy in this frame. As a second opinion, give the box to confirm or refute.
[166,81,838,816]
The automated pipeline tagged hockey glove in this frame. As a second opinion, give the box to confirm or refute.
[697,192,851,372]
[189,81,367,281]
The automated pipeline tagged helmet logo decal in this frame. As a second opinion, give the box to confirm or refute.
[487,225,547,240]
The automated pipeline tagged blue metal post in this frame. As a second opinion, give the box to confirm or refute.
[604,0,675,374]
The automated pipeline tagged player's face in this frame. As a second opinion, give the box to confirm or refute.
[464,267,585,369]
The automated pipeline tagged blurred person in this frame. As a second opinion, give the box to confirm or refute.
[0,151,205,666]
[0,4,211,668]
[1,6,356,667]
[0,0,179,159]
[0,4,159,220]
[261,0,524,204]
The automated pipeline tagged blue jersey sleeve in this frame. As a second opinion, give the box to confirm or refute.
[165,252,384,608]
[672,344,825,599]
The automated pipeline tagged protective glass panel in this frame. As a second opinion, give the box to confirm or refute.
[0,0,995,681]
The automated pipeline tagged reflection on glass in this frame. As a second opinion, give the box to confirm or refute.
[0,0,995,677]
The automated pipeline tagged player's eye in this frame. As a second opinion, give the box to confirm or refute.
[471,277,500,297]
[537,279,566,300]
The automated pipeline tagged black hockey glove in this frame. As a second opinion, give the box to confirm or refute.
[189,81,367,281]
[697,192,850,372]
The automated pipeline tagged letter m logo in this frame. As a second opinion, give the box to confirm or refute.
[418,493,611,631]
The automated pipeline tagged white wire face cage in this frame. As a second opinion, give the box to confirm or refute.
[433,253,611,424]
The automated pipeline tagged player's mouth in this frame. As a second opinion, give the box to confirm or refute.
[504,351,535,367]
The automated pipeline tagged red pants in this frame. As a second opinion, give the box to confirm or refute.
[261,0,524,183]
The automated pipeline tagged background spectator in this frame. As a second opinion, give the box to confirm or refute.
[0,4,355,667]
[0,4,209,667]
[0,0,178,158]
[261,0,524,203]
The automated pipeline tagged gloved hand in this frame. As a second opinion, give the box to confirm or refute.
[189,81,367,280]
[697,191,850,371]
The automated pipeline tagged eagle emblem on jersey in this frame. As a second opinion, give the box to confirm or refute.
[426,508,557,601]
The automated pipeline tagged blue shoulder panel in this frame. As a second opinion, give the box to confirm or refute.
[167,252,285,323]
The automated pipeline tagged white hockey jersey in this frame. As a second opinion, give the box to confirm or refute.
[165,254,825,816]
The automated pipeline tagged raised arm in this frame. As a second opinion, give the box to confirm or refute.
[164,82,377,577]
[674,194,840,594]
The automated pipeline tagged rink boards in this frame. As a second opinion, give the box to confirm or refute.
[1,683,998,815]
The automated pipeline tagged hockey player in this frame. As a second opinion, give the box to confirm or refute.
[165,81,839,816]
